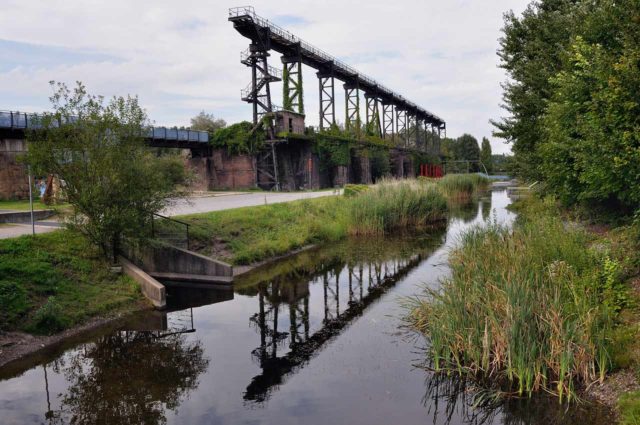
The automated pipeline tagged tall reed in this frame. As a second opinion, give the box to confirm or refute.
[408,200,617,400]
[348,179,447,235]
[435,173,489,202]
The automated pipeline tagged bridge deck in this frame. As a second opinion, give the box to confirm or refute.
[0,110,209,147]
[229,6,444,128]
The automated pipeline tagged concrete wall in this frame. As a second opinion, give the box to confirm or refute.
[0,139,29,200]
[124,241,234,278]
[119,256,166,309]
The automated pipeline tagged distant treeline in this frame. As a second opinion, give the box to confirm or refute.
[493,0,639,211]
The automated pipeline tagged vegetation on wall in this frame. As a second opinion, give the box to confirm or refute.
[209,121,266,155]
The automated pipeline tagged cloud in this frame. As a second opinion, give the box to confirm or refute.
[0,0,531,154]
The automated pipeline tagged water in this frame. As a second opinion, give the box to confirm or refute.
[0,190,613,424]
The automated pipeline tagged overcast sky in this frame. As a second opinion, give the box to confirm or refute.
[0,0,531,154]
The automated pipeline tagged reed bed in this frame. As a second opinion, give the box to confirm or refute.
[435,173,490,202]
[347,179,448,235]
[408,204,617,400]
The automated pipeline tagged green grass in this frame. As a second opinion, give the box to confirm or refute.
[182,177,479,265]
[0,230,145,335]
[619,391,640,425]
[408,196,626,401]
[0,199,51,211]
[184,196,349,265]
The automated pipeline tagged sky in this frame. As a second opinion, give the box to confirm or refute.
[0,0,531,154]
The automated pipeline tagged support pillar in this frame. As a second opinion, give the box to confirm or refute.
[382,103,394,140]
[240,39,281,125]
[318,66,335,130]
[365,94,381,137]
[344,82,360,133]
[282,50,304,114]
[395,108,407,146]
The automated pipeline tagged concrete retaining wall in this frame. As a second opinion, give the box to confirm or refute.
[0,209,55,224]
[124,241,233,278]
[119,256,166,309]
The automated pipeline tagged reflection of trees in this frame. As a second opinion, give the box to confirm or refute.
[59,331,209,425]
[480,194,492,222]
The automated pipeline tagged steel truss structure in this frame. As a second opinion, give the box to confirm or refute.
[240,44,282,124]
[382,103,394,139]
[229,6,446,140]
[365,94,381,137]
[344,82,360,131]
[318,71,336,129]
[282,56,304,114]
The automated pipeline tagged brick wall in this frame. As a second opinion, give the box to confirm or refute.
[210,149,256,189]
[0,139,29,200]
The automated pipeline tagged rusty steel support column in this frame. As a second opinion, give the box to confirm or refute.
[318,68,335,130]
[365,94,381,137]
[395,108,407,146]
[382,102,394,140]
[344,81,360,133]
[282,47,304,114]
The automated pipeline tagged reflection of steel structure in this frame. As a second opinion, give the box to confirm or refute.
[244,253,423,403]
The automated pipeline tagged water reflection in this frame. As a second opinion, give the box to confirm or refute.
[236,234,445,404]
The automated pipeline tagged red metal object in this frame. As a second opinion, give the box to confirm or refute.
[419,163,442,178]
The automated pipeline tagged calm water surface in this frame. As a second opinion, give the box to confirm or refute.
[0,190,613,424]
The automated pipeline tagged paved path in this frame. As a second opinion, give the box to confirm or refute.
[162,190,340,216]
[0,190,340,239]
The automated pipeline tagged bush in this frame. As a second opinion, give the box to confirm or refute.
[27,296,70,335]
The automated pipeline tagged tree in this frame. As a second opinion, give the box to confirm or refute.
[190,111,226,133]
[26,81,187,262]
[480,137,493,173]
[541,0,640,208]
[491,0,579,180]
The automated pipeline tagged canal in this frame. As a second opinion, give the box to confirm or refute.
[0,190,613,424]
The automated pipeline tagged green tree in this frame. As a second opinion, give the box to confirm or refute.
[480,137,493,173]
[455,134,481,163]
[190,111,226,133]
[26,81,187,262]
[540,0,640,208]
[491,0,579,180]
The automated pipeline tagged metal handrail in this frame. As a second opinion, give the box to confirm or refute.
[150,212,190,250]
[228,7,444,123]
[0,110,210,143]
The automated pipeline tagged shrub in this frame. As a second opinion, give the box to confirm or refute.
[28,296,70,335]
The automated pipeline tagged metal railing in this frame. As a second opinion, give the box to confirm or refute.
[0,110,209,143]
[150,213,191,250]
[228,7,444,123]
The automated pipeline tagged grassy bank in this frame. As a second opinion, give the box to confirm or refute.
[0,230,146,335]
[408,195,640,402]
[184,176,487,265]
